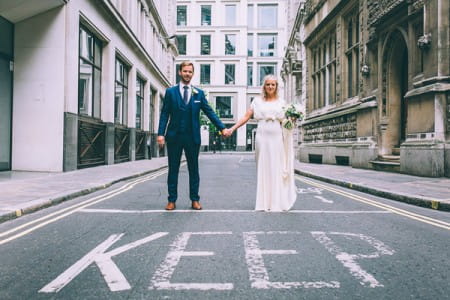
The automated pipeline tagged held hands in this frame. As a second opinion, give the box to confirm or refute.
[221,128,233,138]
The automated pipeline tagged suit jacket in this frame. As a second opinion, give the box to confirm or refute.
[157,84,225,145]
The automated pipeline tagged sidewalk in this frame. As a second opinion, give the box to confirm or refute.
[0,154,449,223]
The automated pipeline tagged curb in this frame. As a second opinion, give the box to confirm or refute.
[0,165,168,224]
[295,169,450,212]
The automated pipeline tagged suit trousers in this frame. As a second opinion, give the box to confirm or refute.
[166,133,200,202]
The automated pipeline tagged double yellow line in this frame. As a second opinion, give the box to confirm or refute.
[296,176,450,231]
[0,169,168,246]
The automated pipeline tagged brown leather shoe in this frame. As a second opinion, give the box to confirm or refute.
[165,202,176,211]
[191,201,202,210]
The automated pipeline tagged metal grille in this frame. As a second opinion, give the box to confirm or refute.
[135,130,146,160]
[114,127,130,163]
[78,118,105,169]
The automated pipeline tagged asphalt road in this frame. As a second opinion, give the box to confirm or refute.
[0,154,449,299]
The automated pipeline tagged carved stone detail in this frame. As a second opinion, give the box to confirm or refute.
[303,114,357,142]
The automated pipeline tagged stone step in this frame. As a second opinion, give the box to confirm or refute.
[370,159,400,173]
[379,155,400,162]
[392,147,400,155]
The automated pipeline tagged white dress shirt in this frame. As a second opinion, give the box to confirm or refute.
[179,83,192,104]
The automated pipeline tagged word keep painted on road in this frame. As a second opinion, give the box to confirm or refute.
[40,231,395,293]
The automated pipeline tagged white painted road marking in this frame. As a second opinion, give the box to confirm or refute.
[314,196,334,204]
[311,231,395,288]
[243,231,340,289]
[40,231,396,293]
[40,232,168,293]
[80,208,390,214]
[149,232,234,291]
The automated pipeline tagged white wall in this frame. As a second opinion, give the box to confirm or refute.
[12,6,66,171]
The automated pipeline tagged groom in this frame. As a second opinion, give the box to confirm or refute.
[157,61,229,210]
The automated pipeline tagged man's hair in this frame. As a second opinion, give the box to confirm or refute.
[179,61,194,72]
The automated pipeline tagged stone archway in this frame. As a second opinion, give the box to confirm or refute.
[380,30,408,156]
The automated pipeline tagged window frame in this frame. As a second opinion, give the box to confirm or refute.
[114,57,129,125]
[78,25,102,119]
[257,34,277,57]
[200,35,211,55]
[201,5,212,26]
[225,34,236,55]
[177,5,187,26]
[200,64,211,85]
[176,35,187,55]
[136,76,145,129]
[224,64,236,85]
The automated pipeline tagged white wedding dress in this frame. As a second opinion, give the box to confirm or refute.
[251,97,297,211]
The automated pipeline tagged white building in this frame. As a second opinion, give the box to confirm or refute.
[175,0,287,151]
[0,0,176,172]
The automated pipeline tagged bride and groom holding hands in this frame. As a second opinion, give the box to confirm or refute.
[157,61,298,212]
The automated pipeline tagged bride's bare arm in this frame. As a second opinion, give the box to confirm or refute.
[230,108,253,134]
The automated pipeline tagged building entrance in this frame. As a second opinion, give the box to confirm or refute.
[0,17,13,171]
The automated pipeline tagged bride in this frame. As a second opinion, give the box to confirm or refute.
[228,75,297,211]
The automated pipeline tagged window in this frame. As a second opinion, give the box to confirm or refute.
[136,77,144,129]
[201,35,211,55]
[225,5,236,26]
[114,58,129,125]
[225,34,236,55]
[247,34,253,56]
[247,4,254,28]
[311,30,336,109]
[257,4,277,29]
[175,64,181,83]
[78,26,102,118]
[177,6,187,26]
[201,5,211,26]
[225,64,235,84]
[216,96,232,118]
[247,63,253,86]
[176,35,186,55]
[258,34,276,57]
[345,12,359,98]
[200,64,211,84]
[258,63,276,85]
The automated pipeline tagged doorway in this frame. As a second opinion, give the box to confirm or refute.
[0,17,13,171]
[382,30,408,155]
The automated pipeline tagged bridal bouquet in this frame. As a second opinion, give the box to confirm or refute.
[282,104,303,130]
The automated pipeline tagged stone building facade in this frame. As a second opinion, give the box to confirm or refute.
[285,0,450,177]
[0,0,177,172]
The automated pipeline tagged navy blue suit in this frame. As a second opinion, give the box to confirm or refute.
[158,84,225,203]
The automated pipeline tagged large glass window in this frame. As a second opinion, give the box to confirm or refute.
[225,34,236,55]
[247,34,253,56]
[201,5,211,26]
[78,26,102,118]
[136,76,144,129]
[311,30,336,109]
[225,64,235,85]
[216,96,232,118]
[177,6,187,26]
[225,5,236,26]
[247,63,253,86]
[200,64,211,85]
[176,35,186,55]
[258,64,276,85]
[258,34,277,57]
[257,4,277,28]
[247,4,254,28]
[345,12,359,98]
[201,35,211,55]
[175,64,181,83]
[114,58,129,125]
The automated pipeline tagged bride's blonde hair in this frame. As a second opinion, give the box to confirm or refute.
[261,74,279,99]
